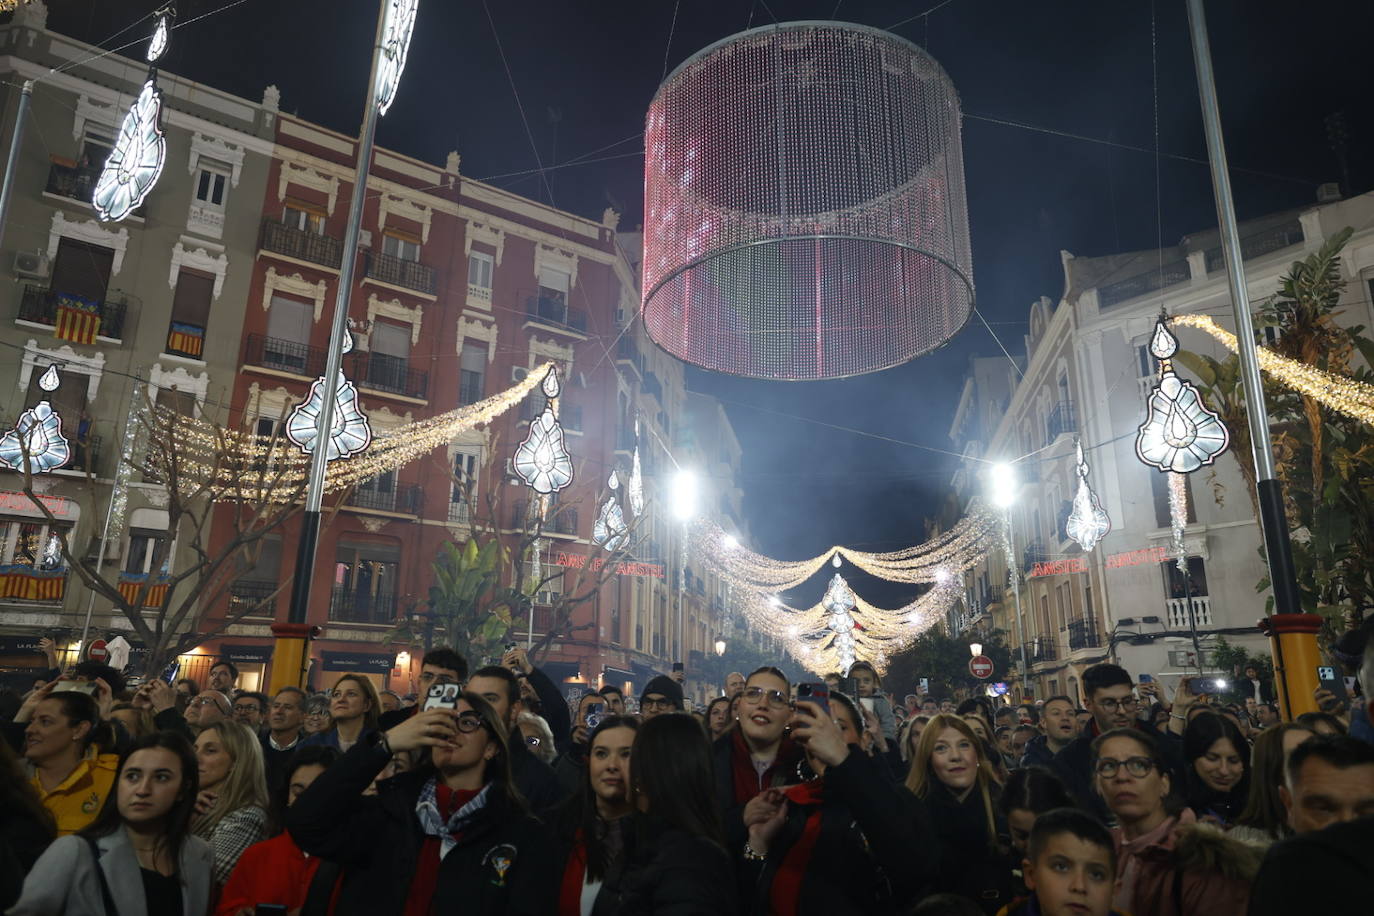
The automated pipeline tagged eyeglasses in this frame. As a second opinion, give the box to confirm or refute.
[419,672,458,685]
[742,686,789,709]
[455,712,486,734]
[233,705,260,714]
[1095,696,1138,713]
[641,697,676,712]
[1095,756,1155,778]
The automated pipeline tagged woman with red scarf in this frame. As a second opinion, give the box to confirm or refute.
[739,691,934,914]
[555,716,638,916]
[712,668,804,852]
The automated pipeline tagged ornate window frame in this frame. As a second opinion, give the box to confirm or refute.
[277,161,340,215]
[148,362,210,408]
[378,194,432,244]
[18,339,105,403]
[458,315,498,363]
[534,243,578,287]
[48,211,129,275]
[168,238,228,300]
[465,219,506,266]
[262,267,329,322]
[366,294,423,346]
[187,134,245,188]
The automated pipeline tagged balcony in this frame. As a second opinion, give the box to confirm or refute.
[447,501,472,525]
[1031,636,1058,662]
[1067,617,1100,651]
[346,482,423,515]
[616,338,645,376]
[1098,259,1190,309]
[329,588,396,624]
[365,250,436,296]
[355,351,429,400]
[259,218,343,270]
[228,579,278,617]
[67,434,100,474]
[45,160,101,203]
[1022,540,1048,573]
[17,284,128,341]
[459,370,484,406]
[1166,595,1213,629]
[524,294,588,335]
[244,333,322,377]
[1205,220,1303,274]
[512,501,578,536]
[1046,401,1076,443]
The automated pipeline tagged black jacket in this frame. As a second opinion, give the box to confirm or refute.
[617,817,739,916]
[510,735,569,817]
[740,750,935,915]
[1017,733,1057,769]
[287,736,557,916]
[1248,816,1374,915]
[911,782,1014,915]
[711,732,803,853]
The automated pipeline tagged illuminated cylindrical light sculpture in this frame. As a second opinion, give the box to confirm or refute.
[642,21,973,380]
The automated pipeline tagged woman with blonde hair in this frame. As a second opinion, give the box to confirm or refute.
[192,720,270,886]
[302,673,379,752]
[903,713,1012,913]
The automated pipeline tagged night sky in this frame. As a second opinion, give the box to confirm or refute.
[49,0,1374,607]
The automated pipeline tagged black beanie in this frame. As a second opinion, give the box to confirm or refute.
[641,674,684,710]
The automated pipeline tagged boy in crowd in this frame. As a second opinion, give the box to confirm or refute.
[1007,808,1126,916]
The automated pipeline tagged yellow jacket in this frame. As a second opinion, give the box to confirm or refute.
[29,752,119,836]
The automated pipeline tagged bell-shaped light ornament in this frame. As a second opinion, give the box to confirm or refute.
[593,471,628,551]
[93,80,167,222]
[513,407,574,494]
[285,372,373,460]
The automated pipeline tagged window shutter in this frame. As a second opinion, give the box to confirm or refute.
[171,269,214,327]
[266,296,312,343]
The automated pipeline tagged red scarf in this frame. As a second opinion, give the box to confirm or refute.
[768,780,828,916]
[558,830,588,916]
[730,730,798,805]
[403,785,478,916]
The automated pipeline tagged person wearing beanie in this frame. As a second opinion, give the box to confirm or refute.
[640,676,683,719]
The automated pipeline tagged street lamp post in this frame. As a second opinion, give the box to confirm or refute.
[670,469,698,667]
[990,463,1031,700]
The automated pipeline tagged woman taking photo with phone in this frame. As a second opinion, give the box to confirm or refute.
[904,713,1011,913]
[288,693,556,915]
[740,690,933,913]
[555,716,639,915]
[192,721,270,886]
[9,732,214,916]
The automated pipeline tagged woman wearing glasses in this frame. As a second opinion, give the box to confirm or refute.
[711,667,804,853]
[302,693,332,737]
[1092,728,1259,916]
[288,693,556,915]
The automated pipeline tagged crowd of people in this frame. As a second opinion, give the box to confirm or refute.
[3,639,1373,916]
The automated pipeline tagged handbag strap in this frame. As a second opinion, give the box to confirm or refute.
[84,837,121,916]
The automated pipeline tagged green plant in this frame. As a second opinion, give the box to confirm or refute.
[386,538,511,658]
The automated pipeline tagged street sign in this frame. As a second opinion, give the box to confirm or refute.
[87,639,108,662]
[969,654,994,679]
[991,681,1009,696]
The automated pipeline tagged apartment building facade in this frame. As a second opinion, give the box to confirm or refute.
[950,190,1374,703]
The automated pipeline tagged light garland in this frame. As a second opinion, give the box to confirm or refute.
[1065,439,1111,552]
[1171,313,1374,427]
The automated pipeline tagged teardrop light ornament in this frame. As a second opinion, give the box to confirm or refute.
[285,372,373,460]
[146,9,172,63]
[1065,440,1112,552]
[1150,320,1179,359]
[513,408,574,494]
[627,446,644,517]
[38,364,61,392]
[92,80,167,222]
[541,366,561,400]
[592,472,627,551]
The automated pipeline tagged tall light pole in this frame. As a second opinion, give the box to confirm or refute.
[670,469,698,666]
[271,0,419,693]
[1185,0,1304,717]
[990,462,1031,698]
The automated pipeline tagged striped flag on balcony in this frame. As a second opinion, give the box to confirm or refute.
[167,322,205,358]
[54,293,101,345]
[118,575,170,608]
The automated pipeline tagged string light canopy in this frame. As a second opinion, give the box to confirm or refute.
[375,0,419,116]
[93,7,172,222]
[285,332,372,461]
[642,21,974,380]
[1136,319,1230,473]
[0,364,71,474]
[1065,440,1111,552]
[512,367,574,495]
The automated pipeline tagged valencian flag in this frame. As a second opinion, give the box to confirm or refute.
[167,321,205,358]
[54,293,101,345]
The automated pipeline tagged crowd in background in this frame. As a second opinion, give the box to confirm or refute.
[3,629,1373,916]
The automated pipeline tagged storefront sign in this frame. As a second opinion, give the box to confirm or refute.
[220,644,274,664]
[0,635,44,654]
[320,650,395,673]
[1029,545,1172,578]
[1106,546,1169,568]
[1030,557,1088,577]
[0,489,75,519]
[552,551,665,578]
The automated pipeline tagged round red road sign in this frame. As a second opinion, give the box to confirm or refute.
[87,639,109,662]
[968,655,994,679]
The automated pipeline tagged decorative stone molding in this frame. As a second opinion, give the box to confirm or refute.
[188,134,245,187]
[534,243,579,286]
[367,404,414,431]
[48,211,129,275]
[366,294,423,345]
[458,315,498,363]
[72,93,118,141]
[445,151,461,187]
[262,85,280,112]
[245,383,296,423]
[277,161,339,215]
[601,208,621,231]
[378,194,432,243]
[15,0,47,30]
[149,363,209,406]
[358,516,388,533]
[19,339,105,402]
[529,336,575,366]
[464,220,506,266]
[169,238,228,299]
[263,267,329,322]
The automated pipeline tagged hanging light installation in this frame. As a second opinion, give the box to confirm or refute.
[821,572,858,673]
[93,5,173,222]
[593,470,628,551]
[512,367,574,495]
[627,418,645,517]
[375,0,420,116]
[643,21,973,379]
[1065,439,1111,552]
[0,364,72,474]
[285,332,372,460]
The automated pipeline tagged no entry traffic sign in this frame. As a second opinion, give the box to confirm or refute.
[87,639,108,662]
[969,655,994,679]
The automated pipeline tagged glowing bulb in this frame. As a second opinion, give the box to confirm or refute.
[970,642,983,657]
[768,595,782,608]
[935,568,952,585]
[722,534,739,550]
[989,463,1017,508]
[671,468,698,521]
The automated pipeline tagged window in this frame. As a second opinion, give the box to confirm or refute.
[459,341,486,405]
[1161,556,1209,598]
[468,251,493,289]
[167,269,214,359]
[194,161,230,209]
[283,201,324,234]
[1136,344,1154,379]
[0,520,68,569]
[382,233,420,262]
[263,295,313,374]
[154,386,198,418]
[367,321,411,393]
[123,530,170,575]
[450,450,478,523]
[356,470,397,511]
[1149,471,1198,529]
[50,238,114,305]
[332,540,400,623]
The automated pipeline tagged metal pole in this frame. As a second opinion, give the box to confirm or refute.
[1006,511,1030,697]
[0,80,34,250]
[1185,0,1302,619]
[286,4,388,627]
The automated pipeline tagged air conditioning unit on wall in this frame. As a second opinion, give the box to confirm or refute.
[512,366,529,382]
[13,249,50,279]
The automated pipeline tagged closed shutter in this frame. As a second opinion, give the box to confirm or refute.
[266,296,312,344]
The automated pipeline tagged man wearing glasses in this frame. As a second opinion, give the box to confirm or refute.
[1052,663,1181,819]
[184,688,232,735]
[638,675,684,720]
